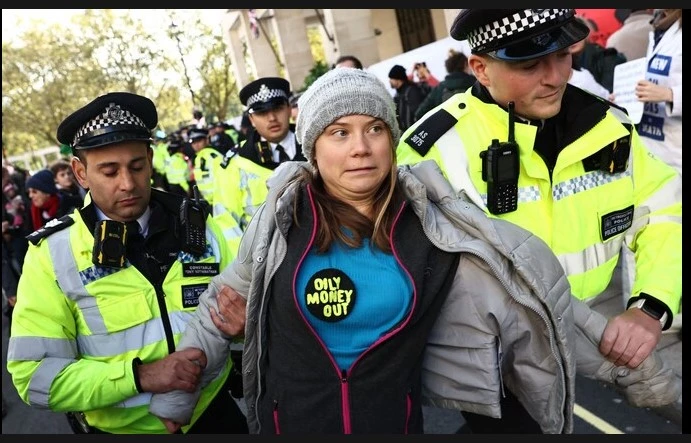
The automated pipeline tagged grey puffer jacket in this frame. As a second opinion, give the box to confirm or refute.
[149,160,680,434]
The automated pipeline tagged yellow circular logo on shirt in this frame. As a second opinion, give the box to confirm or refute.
[304,268,356,322]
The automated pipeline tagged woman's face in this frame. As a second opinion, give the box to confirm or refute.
[27,188,52,207]
[55,167,75,189]
[313,114,393,211]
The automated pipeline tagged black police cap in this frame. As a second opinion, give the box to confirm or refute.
[56,92,157,150]
[239,77,290,114]
[450,9,590,61]
[188,127,209,141]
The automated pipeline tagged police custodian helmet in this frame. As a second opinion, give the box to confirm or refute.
[450,9,590,61]
[56,92,158,151]
[239,77,291,114]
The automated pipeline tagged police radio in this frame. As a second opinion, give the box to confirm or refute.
[180,185,207,256]
[92,220,128,268]
[480,101,520,215]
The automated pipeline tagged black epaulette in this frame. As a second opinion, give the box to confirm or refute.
[403,108,458,157]
[26,215,75,246]
[221,151,238,169]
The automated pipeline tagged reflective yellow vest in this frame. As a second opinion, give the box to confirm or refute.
[7,205,233,433]
[166,152,191,192]
[193,147,223,205]
[152,141,170,175]
[211,153,274,256]
[397,91,682,314]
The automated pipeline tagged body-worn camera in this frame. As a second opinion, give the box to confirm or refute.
[92,220,128,268]
[180,185,207,256]
[480,101,520,215]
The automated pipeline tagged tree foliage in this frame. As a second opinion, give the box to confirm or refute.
[2,9,243,158]
[2,9,327,161]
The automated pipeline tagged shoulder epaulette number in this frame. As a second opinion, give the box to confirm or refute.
[26,214,75,245]
[403,108,458,157]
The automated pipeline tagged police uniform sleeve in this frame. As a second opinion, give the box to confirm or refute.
[625,128,682,319]
[6,237,139,412]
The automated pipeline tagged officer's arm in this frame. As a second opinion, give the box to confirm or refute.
[7,245,139,412]
[626,130,682,322]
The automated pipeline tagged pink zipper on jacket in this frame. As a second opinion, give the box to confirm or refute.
[284,185,417,434]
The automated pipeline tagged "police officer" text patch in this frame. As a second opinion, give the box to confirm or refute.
[601,205,633,241]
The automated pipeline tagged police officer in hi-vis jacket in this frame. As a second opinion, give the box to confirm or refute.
[7,92,248,434]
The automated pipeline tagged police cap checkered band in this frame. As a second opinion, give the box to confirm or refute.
[73,102,147,147]
[239,77,291,113]
[468,9,571,53]
[56,92,157,150]
[246,84,288,108]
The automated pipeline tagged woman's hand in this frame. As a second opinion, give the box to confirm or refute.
[210,285,247,337]
[635,80,673,103]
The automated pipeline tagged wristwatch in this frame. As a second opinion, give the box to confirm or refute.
[628,298,668,328]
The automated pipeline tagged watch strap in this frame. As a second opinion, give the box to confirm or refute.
[629,298,669,329]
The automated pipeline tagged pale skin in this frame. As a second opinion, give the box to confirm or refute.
[248,102,292,144]
[54,167,76,189]
[609,81,674,105]
[468,49,663,369]
[71,141,208,396]
[27,188,53,208]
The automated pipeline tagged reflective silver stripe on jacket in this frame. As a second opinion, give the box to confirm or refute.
[77,310,194,357]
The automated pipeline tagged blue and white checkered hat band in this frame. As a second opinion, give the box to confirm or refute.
[73,102,147,146]
[467,9,570,52]
[246,83,289,108]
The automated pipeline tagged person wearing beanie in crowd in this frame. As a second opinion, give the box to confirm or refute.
[388,64,426,132]
[148,67,680,434]
[25,168,82,230]
[397,9,682,433]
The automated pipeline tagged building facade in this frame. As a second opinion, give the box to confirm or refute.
[220,9,461,91]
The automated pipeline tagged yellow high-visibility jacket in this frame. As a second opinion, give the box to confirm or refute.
[193,146,223,205]
[211,152,274,256]
[397,86,682,321]
[7,191,233,433]
[166,152,191,193]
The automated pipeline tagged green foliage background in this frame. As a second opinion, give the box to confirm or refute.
[2,9,330,166]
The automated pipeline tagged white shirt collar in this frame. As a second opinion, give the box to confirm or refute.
[265,131,296,161]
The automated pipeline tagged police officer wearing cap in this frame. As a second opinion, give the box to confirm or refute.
[188,126,223,205]
[210,77,306,255]
[6,92,249,434]
[165,133,193,198]
[397,9,681,433]
[208,121,236,156]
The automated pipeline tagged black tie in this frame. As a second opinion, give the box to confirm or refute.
[275,144,290,163]
[126,222,144,254]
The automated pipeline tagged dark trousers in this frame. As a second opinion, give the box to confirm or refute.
[459,389,543,434]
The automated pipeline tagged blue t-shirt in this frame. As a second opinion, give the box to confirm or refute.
[296,238,413,370]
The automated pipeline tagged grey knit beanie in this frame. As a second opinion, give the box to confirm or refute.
[296,67,401,164]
